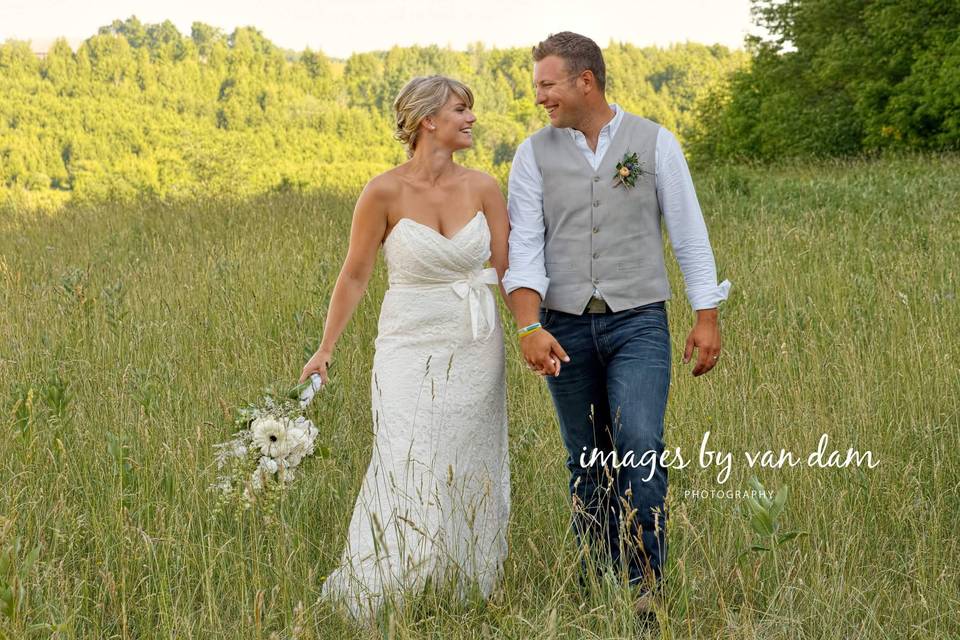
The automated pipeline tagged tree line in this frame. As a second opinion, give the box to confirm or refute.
[3,2,955,211]
[0,17,745,210]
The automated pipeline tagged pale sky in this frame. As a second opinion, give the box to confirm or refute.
[3,0,760,58]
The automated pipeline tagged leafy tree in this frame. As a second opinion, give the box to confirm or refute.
[691,0,960,160]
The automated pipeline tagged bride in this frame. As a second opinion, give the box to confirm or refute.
[299,75,512,621]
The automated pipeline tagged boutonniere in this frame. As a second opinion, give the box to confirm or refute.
[613,151,646,188]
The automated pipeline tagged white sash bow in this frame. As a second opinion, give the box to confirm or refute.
[451,267,499,341]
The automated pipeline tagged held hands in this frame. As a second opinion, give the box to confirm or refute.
[683,308,722,376]
[300,347,334,386]
[520,328,570,377]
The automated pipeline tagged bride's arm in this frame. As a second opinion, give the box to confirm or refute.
[478,173,512,316]
[299,177,390,384]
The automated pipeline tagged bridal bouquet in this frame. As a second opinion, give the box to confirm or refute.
[209,373,325,512]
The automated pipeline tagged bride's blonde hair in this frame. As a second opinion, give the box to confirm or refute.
[393,75,475,158]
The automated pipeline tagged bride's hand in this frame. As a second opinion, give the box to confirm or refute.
[300,347,333,385]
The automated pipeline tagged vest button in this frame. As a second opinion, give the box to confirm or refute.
[592,277,599,285]
[592,226,599,233]
[593,251,599,259]
[593,176,600,182]
[593,200,600,207]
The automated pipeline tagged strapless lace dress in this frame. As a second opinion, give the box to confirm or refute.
[320,211,511,621]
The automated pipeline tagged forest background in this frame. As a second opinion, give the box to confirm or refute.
[2,0,957,212]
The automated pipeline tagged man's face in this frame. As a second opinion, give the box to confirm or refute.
[533,55,584,129]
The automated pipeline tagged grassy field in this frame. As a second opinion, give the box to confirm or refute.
[1,154,958,639]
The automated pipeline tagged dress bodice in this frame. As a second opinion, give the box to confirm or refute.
[381,211,499,341]
[383,211,490,283]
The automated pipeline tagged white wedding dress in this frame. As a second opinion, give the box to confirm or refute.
[321,210,511,621]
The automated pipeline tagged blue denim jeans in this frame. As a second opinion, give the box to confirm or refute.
[540,300,671,588]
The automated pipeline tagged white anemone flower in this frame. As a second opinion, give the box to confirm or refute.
[251,416,291,457]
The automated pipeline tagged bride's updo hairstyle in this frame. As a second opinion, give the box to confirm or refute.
[393,75,475,158]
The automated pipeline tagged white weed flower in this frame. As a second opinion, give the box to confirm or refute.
[210,477,232,493]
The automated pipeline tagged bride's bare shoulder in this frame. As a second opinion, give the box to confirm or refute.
[462,168,502,202]
[360,169,403,205]
[462,167,499,191]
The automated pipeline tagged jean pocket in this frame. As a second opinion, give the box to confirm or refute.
[539,308,554,330]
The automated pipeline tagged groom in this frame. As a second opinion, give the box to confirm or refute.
[503,32,731,611]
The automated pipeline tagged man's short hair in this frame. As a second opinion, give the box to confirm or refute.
[532,31,606,93]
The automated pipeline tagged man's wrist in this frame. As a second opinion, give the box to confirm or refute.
[508,287,543,328]
[517,322,542,338]
[695,307,719,323]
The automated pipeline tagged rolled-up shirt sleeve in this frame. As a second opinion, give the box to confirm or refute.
[502,138,550,299]
[656,127,732,311]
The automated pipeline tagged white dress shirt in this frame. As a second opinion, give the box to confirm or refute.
[502,103,732,311]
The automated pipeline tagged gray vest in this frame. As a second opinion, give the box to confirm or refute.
[530,111,671,315]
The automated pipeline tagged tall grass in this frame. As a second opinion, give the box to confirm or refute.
[1,154,958,638]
